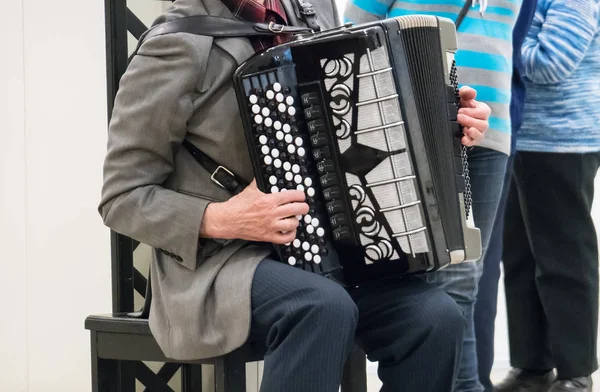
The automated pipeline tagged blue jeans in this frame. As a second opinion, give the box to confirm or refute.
[426,146,508,392]
[474,154,515,391]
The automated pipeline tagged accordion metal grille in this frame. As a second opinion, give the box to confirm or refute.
[323,43,430,263]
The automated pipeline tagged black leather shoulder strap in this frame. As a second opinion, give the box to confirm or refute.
[130,15,312,58]
[182,140,248,195]
[455,0,473,30]
[294,0,321,32]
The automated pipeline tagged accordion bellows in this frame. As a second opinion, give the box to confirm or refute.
[234,15,482,286]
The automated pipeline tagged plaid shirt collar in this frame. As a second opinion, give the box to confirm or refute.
[222,0,288,25]
[222,0,289,51]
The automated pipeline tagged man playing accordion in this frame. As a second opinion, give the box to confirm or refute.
[99,0,491,390]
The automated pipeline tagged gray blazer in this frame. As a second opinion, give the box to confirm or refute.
[99,0,340,360]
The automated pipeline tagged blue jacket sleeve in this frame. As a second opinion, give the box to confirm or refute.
[521,0,600,84]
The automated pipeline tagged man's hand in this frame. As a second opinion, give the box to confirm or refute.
[458,86,491,147]
[200,180,309,244]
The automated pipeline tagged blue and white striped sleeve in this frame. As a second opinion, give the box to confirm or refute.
[344,0,395,23]
[521,0,600,84]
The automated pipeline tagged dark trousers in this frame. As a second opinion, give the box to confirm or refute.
[250,259,466,392]
[502,151,600,378]
[474,154,515,391]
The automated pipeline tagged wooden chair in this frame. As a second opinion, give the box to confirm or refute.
[85,1,369,390]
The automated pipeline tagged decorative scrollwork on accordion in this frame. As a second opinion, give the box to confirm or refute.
[349,184,395,262]
[321,57,355,140]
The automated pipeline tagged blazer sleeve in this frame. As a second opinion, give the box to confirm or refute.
[99,33,211,272]
[521,0,599,84]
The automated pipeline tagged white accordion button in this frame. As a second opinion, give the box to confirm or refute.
[261,145,270,155]
[311,244,319,254]
[254,115,263,124]
[296,184,305,192]
[274,159,282,168]
[276,131,284,141]
[261,107,270,117]
[287,145,296,154]
[311,218,319,227]
[276,93,284,103]
[307,187,315,197]
[273,83,282,92]
[304,177,313,187]
[285,172,293,181]
[293,239,301,248]
[271,149,280,158]
[283,161,291,171]
[316,227,325,237]
[285,134,293,144]
[295,215,303,221]
[288,256,297,266]
[278,103,286,113]
[259,135,268,145]
[313,255,322,264]
[269,176,277,185]
[274,121,282,130]
[292,164,300,174]
[305,252,313,262]
[264,117,273,127]
[271,185,279,193]
[297,147,306,157]
[264,156,272,165]
[283,124,291,133]
[286,96,294,105]
[249,94,258,104]
[302,241,310,251]
[266,90,275,100]
[252,105,260,114]
[288,106,296,116]
[294,175,302,184]
[295,137,303,147]
[304,215,312,224]
[306,225,315,234]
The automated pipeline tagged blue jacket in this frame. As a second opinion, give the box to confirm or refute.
[517,0,600,153]
[510,0,537,153]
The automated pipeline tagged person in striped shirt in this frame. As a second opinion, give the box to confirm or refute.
[344,1,521,391]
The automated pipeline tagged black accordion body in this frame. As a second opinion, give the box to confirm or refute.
[233,15,482,287]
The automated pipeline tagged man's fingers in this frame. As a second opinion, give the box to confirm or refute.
[274,218,300,233]
[274,202,310,219]
[461,127,483,147]
[457,114,488,132]
[459,86,477,101]
[269,189,306,205]
[458,104,491,119]
[272,230,298,245]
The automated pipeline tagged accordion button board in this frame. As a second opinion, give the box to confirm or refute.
[244,81,340,275]
[234,15,482,286]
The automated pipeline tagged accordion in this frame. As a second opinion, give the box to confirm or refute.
[233,15,482,287]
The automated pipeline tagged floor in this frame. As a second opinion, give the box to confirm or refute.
[364,368,600,391]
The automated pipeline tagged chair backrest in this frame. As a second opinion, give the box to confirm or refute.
[106,0,170,317]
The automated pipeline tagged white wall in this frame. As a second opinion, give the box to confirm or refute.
[0,0,112,391]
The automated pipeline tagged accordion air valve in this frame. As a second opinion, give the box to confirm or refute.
[234,15,482,286]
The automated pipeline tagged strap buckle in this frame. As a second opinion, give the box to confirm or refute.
[299,3,316,16]
[210,166,235,189]
[268,22,286,34]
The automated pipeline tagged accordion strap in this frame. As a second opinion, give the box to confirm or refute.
[130,15,313,58]
[182,140,248,195]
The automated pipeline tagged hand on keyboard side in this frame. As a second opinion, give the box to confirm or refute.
[199,180,309,245]
[458,86,492,147]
